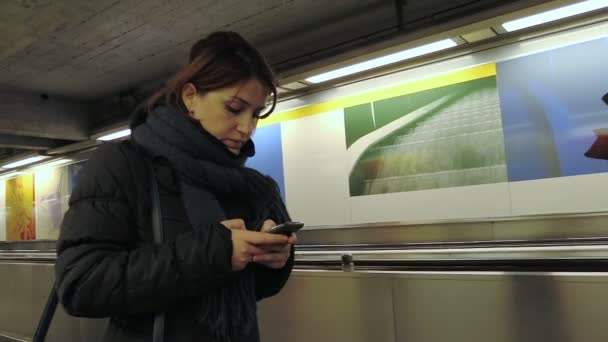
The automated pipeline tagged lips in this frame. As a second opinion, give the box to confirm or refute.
[223,139,244,153]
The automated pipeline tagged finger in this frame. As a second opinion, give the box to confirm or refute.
[245,231,289,245]
[242,244,269,256]
[261,219,277,232]
[288,233,297,245]
[268,261,286,269]
[222,218,246,230]
[259,243,288,253]
[253,252,288,264]
[256,258,287,270]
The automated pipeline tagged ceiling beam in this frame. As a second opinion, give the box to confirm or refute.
[0,89,92,141]
[0,133,70,150]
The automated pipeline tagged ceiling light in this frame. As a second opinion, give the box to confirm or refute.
[1,156,50,169]
[502,0,608,32]
[305,39,458,84]
[31,158,74,170]
[96,129,131,141]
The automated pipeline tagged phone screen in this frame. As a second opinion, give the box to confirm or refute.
[267,221,304,235]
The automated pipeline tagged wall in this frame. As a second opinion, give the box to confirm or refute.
[1,21,607,241]
[251,21,608,227]
[3,263,608,342]
[0,161,86,242]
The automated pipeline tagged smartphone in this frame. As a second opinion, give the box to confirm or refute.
[267,221,304,236]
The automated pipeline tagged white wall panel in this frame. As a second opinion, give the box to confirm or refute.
[282,110,352,226]
[510,173,608,216]
[351,182,511,224]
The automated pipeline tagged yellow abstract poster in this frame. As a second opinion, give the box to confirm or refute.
[6,174,35,241]
[35,166,69,240]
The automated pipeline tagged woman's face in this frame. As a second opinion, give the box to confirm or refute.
[182,78,269,155]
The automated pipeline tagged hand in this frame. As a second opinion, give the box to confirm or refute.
[221,219,289,272]
[252,220,297,269]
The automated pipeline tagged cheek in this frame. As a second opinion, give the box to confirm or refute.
[218,118,242,136]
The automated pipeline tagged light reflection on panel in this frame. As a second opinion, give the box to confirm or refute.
[258,274,395,342]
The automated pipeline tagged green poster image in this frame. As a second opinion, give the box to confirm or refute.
[345,75,508,196]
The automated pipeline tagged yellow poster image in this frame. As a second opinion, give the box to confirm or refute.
[6,174,36,241]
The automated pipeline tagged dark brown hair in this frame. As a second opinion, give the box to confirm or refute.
[147,31,277,118]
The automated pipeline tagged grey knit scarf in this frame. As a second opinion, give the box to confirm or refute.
[131,105,289,341]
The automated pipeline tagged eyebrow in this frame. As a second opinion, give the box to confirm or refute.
[230,96,266,111]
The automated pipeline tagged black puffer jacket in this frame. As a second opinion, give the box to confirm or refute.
[55,141,294,341]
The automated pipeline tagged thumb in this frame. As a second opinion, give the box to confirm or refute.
[261,219,277,232]
[221,218,246,230]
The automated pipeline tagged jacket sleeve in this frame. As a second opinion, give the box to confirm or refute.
[254,247,295,301]
[55,143,234,318]
[254,178,295,301]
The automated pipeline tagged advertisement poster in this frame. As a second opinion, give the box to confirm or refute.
[345,71,507,196]
[498,37,608,181]
[35,167,69,240]
[6,174,36,241]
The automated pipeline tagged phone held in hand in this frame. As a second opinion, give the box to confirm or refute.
[267,221,304,236]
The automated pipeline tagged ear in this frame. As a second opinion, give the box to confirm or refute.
[181,83,198,114]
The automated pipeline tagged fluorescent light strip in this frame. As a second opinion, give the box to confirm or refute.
[502,0,608,32]
[305,38,458,84]
[31,158,74,170]
[97,128,131,141]
[1,156,50,169]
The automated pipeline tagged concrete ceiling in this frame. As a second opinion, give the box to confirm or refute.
[0,0,547,165]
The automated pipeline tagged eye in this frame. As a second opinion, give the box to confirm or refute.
[226,105,242,114]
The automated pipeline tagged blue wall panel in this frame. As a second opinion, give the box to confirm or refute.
[497,37,608,181]
[246,124,285,199]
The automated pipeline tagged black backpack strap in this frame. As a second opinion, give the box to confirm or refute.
[32,282,58,342]
[145,154,166,342]
[109,140,166,341]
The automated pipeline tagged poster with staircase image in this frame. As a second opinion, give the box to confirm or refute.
[344,65,507,196]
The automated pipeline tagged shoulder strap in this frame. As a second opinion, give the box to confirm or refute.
[147,155,164,245]
[145,157,166,342]
[32,283,58,342]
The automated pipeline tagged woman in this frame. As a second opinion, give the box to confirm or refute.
[55,31,296,342]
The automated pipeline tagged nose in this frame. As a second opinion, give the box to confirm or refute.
[235,113,256,137]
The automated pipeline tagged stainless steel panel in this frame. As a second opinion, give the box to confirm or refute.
[296,212,608,246]
[393,272,517,342]
[258,272,396,342]
[0,332,27,342]
[297,221,494,245]
[31,265,82,342]
[0,262,106,342]
[0,267,12,334]
[0,263,33,338]
[492,214,608,241]
[0,241,56,251]
[1,211,607,342]
[3,262,608,342]
[391,272,608,342]
[295,245,608,265]
[41,304,79,342]
[29,263,56,337]
[555,276,608,341]
[2,213,607,253]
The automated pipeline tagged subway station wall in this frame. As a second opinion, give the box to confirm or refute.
[0,161,86,241]
[0,22,607,241]
[254,22,608,226]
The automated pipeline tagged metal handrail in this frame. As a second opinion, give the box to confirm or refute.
[3,240,608,268]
